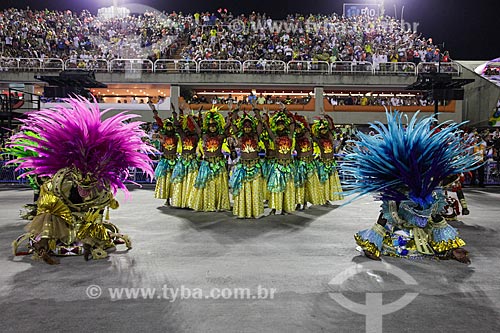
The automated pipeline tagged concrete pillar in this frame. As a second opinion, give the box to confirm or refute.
[314,86,324,117]
[170,85,180,112]
[22,83,36,112]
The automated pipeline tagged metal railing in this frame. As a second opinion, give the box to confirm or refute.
[0,58,64,72]
[374,62,417,75]
[198,60,242,73]
[64,58,109,72]
[287,61,330,74]
[417,62,461,76]
[330,61,374,74]
[0,57,462,77]
[109,59,154,73]
[242,60,287,74]
[154,59,197,73]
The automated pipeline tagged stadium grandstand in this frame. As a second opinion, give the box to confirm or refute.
[1,5,500,184]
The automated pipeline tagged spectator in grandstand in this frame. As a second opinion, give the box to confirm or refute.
[247,92,257,105]
[0,7,453,73]
[471,135,487,187]
[257,93,266,105]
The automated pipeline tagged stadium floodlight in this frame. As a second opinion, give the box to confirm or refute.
[98,0,130,19]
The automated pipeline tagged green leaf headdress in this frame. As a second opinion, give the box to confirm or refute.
[311,119,330,136]
[202,106,225,135]
[270,110,291,133]
[236,111,258,136]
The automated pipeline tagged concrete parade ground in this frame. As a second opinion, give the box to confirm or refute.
[0,184,499,332]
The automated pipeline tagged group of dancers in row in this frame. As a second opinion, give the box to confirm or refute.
[6,96,481,265]
[152,104,344,218]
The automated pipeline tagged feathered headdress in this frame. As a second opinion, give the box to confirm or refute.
[202,106,225,135]
[270,110,291,132]
[180,114,197,132]
[159,117,176,135]
[341,111,482,209]
[4,131,41,190]
[294,114,309,130]
[236,111,258,136]
[311,118,330,136]
[8,96,156,195]
[3,131,40,162]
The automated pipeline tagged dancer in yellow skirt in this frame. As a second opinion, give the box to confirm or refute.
[153,108,179,206]
[259,121,274,203]
[171,106,201,208]
[229,108,264,218]
[256,107,296,215]
[189,106,231,212]
[312,113,343,204]
[293,115,326,210]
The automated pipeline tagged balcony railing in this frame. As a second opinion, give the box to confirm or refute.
[198,60,242,73]
[0,57,461,76]
[242,60,287,74]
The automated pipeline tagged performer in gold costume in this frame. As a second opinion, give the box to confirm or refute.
[10,97,155,264]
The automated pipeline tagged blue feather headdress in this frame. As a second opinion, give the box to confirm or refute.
[8,96,157,195]
[340,111,482,209]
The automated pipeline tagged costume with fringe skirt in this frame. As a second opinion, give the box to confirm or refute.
[189,154,231,211]
[267,154,296,213]
[153,115,179,202]
[171,135,199,208]
[229,130,264,218]
[265,110,297,213]
[154,154,178,201]
[188,107,230,212]
[316,139,344,201]
[294,133,325,206]
[341,111,481,260]
[260,137,274,202]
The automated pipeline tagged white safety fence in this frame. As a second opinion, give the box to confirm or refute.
[0,57,461,76]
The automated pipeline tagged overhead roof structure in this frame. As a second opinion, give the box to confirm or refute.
[34,71,107,88]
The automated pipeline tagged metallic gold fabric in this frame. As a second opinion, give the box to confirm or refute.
[430,237,466,252]
[77,210,110,242]
[154,172,174,199]
[24,192,73,243]
[269,178,296,212]
[322,171,344,201]
[233,176,264,218]
[354,234,381,258]
[189,170,230,212]
[171,170,197,208]
[413,227,434,255]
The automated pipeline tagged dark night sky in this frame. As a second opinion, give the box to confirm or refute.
[1,0,497,60]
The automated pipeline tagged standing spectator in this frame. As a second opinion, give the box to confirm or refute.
[471,136,487,187]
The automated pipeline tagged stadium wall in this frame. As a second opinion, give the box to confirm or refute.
[457,61,500,127]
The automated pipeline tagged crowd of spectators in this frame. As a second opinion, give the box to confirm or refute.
[180,12,449,66]
[0,7,185,64]
[187,92,311,105]
[1,7,451,68]
[326,93,440,107]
